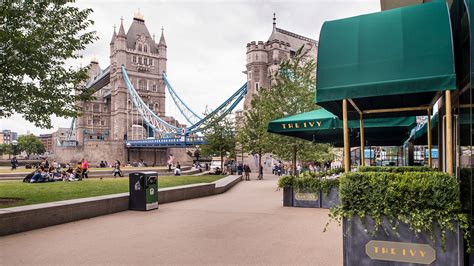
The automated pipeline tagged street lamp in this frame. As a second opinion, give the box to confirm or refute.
[11,140,18,157]
[126,142,131,162]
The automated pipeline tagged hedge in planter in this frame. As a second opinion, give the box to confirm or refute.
[278,171,342,208]
[326,171,470,265]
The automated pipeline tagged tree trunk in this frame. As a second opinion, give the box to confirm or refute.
[258,149,262,179]
[220,151,224,174]
[293,144,297,176]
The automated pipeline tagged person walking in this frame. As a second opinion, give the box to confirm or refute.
[258,164,263,180]
[81,158,89,179]
[10,156,18,171]
[113,160,123,177]
[244,164,251,181]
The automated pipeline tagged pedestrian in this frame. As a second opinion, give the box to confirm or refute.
[258,164,263,180]
[81,158,89,179]
[237,163,243,176]
[113,160,123,177]
[11,156,18,170]
[244,164,251,181]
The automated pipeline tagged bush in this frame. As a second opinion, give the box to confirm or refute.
[277,168,342,195]
[327,171,469,250]
[357,166,434,173]
[277,175,295,188]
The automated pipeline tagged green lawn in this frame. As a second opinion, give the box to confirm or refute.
[0,175,224,208]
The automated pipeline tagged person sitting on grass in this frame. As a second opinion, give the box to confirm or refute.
[30,166,48,183]
[75,162,83,180]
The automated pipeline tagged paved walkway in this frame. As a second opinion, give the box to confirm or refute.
[0,173,342,265]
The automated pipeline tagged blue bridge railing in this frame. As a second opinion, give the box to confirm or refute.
[125,137,207,148]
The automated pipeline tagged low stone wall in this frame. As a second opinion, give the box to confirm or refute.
[0,175,242,236]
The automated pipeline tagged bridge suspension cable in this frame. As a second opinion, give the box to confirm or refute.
[162,73,202,126]
[122,65,180,136]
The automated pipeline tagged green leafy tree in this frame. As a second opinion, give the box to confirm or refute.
[1,0,98,128]
[0,144,13,159]
[17,134,45,159]
[240,47,334,174]
[238,89,274,177]
[201,115,236,171]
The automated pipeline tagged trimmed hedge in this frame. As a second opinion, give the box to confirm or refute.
[327,171,469,250]
[357,166,434,173]
[278,168,343,195]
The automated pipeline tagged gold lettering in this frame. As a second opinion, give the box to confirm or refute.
[373,247,379,254]
[309,122,315,127]
[281,124,286,129]
[316,121,321,127]
[382,248,389,254]
[402,249,406,256]
[295,123,300,128]
[391,248,396,255]
[287,124,293,129]
[419,250,426,257]
[303,122,307,128]
[409,250,416,257]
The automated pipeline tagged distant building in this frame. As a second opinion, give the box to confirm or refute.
[243,15,318,110]
[0,130,18,145]
[38,134,53,153]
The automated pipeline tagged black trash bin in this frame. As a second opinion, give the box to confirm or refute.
[129,172,158,211]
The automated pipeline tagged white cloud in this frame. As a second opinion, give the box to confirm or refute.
[1,0,380,135]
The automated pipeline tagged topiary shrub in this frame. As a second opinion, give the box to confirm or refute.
[326,171,470,250]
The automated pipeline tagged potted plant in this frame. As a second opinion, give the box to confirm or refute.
[326,171,469,266]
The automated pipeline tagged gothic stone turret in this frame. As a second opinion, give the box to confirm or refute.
[243,16,318,110]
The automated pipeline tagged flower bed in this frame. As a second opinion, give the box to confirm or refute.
[327,170,468,265]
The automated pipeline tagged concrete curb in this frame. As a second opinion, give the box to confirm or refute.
[0,175,242,236]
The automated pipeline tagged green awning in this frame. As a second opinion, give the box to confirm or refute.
[267,109,417,147]
[315,2,456,119]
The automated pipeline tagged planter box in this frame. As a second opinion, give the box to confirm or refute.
[321,187,340,209]
[343,216,463,266]
[283,187,293,207]
[292,189,321,208]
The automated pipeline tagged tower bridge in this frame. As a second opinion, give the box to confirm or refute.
[53,11,246,165]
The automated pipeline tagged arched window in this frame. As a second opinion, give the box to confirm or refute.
[144,45,148,53]
[154,103,159,111]
[144,58,148,65]
[138,44,142,52]
[139,80,146,90]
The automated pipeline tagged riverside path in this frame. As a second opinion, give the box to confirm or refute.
[0,173,342,265]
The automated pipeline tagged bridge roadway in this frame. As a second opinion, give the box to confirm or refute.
[0,173,342,265]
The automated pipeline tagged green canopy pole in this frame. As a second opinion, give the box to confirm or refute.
[343,99,350,172]
[427,108,432,167]
[446,90,453,174]
[360,114,365,167]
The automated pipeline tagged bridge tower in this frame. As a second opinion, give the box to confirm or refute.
[109,11,167,141]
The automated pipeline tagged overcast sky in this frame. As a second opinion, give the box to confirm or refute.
[1,0,380,135]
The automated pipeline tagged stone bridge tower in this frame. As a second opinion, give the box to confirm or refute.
[109,11,167,141]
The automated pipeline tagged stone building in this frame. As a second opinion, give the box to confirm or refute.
[243,15,318,110]
[53,11,190,165]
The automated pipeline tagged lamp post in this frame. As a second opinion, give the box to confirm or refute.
[126,142,131,163]
[11,140,18,157]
